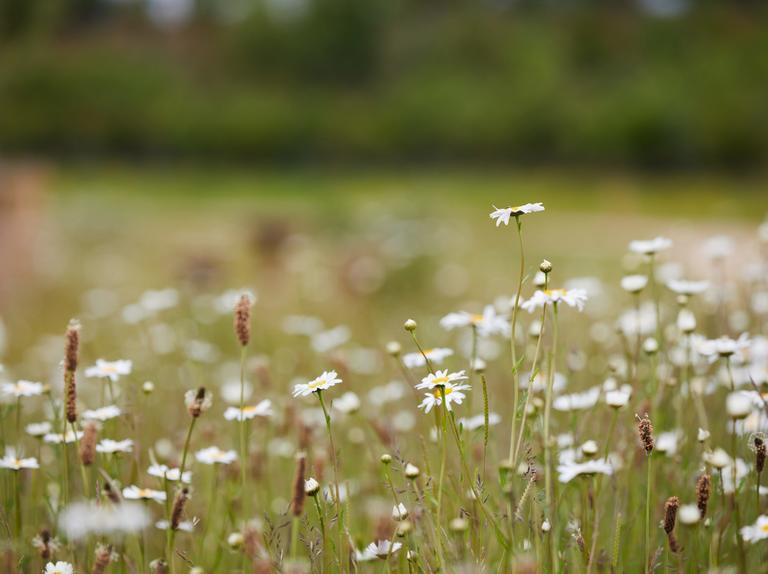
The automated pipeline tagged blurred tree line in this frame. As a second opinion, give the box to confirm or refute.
[0,0,766,167]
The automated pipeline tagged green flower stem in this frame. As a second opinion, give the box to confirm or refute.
[508,217,525,468]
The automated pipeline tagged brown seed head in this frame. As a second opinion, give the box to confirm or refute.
[65,371,77,424]
[102,477,122,504]
[755,436,766,474]
[663,496,679,534]
[91,544,112,574]
[36,529,52,560]
[80,422,98,466]
[65,319,80,373]
[234,294,252,347]
[292,452,307,517]
[696,473,711,517]
[636,413,654,454]
[171,487,190,530]
[188,387,208,418]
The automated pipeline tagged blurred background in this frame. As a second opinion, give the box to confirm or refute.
[1,0,767,360]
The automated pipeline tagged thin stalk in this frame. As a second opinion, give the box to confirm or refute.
[645,454,653,574]
[508,217,525,468]
[543,303,559,526]
[317,391,344,572]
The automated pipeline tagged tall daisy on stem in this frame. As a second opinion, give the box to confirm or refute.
[293,371,344,568]
[489,202,545,472]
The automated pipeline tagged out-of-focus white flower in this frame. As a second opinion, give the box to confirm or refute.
[520,371,567,394]
[0,448,39,470]
[697,428,710,442]
[2,380,44,398]
[44,562,74,574]
[214,288,256,314]
[332,392,361,414]
[402,348,454,369]
[148,464,192,483]
[139,288,179,312]
[677,309,696,333]
[668,279,709,296]
[553,387,601,412]
[726,392,754,419]
[741,515,768,543]
[311,326,350,353]
[185,388,213,414]
[489,203,544,226]
[83,405,122,422]
[195,447,237,465]
[628,237,672,255]
[678,505,701,525]
[85,359,132,382]
[703,448,731,470]
[59,501,151,540]
[292,371,342,398]
[557,459,613,483]
[697,334,751,360]
[620,275,648,294]
[96,439,134,454]
[655,431,681,456]
[702,235,733,260]
[282,315,324,336]
[605,389,631,409]
[440,306,510,337]
[404,463,420,479]
[459,412,501,431]
[416,369,468,390]
[392,503,408,521]
[26,421,52,437]
[521,289,588,312]
[44,430,83,444]
[418,382,471,413]
[224,400,273,421]
[156,519,196,532]
[618,303,656,337]
[122,485,166,503]
[368,381,406,405]
[541,519,551,532]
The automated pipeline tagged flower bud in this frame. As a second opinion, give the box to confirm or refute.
[403,319,417,332]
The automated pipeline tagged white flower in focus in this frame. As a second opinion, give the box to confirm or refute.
[741,515,768,543]
[96,439,134,454]
[44,430,84,444]
[59,500,150,539]
[489,203,544,226]
[628,237,672,255]
[0,448,39,470]
[195,446,237,465]
[553,387,601,412]
[305,477,320,495]
[85,359,133,382]
[620,275,648,294]
[148,464,192,483]
[332,392,361,414]
[557,459,613,483]
[418,382,471,414]
[668,279,709,296]
[292,371,343,398]
[2,380,44,398]
[416,369,468,390]
[520,289,588,312]
[365,539,403,559]
[402,348,454,369]
[83,405,122,422]
[44,562,74,574]
[26,421,52,437]
[224,399,273,421]
[122,485,167,503]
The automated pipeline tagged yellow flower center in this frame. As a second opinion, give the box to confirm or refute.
[761,523,768,533]
[433,387,453,398]
[242,406,257,414]
[431,376,449,385]
[544,289,566,297]
[470,314,484,323]
[102,365,117,373]
[307,380,323,390]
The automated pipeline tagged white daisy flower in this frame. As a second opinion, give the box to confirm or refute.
[628,237,672,255]
[620,275,648,293]
[332,392,361,414]
[364,539,403,559]
[85,359,133,382]
[292,371,342,398]
[440,305,510,337]
[655,431,681,456]
[223,399,274,421]
[122,485,166,503]
[195,446,237,465]
[59,500,150,540]
[740,515,768,543]
[43,430,84,444]
[82,405,122,422]
[697,334,751,361]
[605,389,631,409]
[2,380,44,398]
[557,458,613,483]
[148,464,192,483]
[96,439,134,454]
[44,562,74,574]
[520,289,588,312]
[667,279,709,295]
[416,369,468,390]
[402,348,454,369]
[26,421,52,437]
[418,382,471,413]
[553,387,601,412]
[0,448,39,470]
[489,203,545,226]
